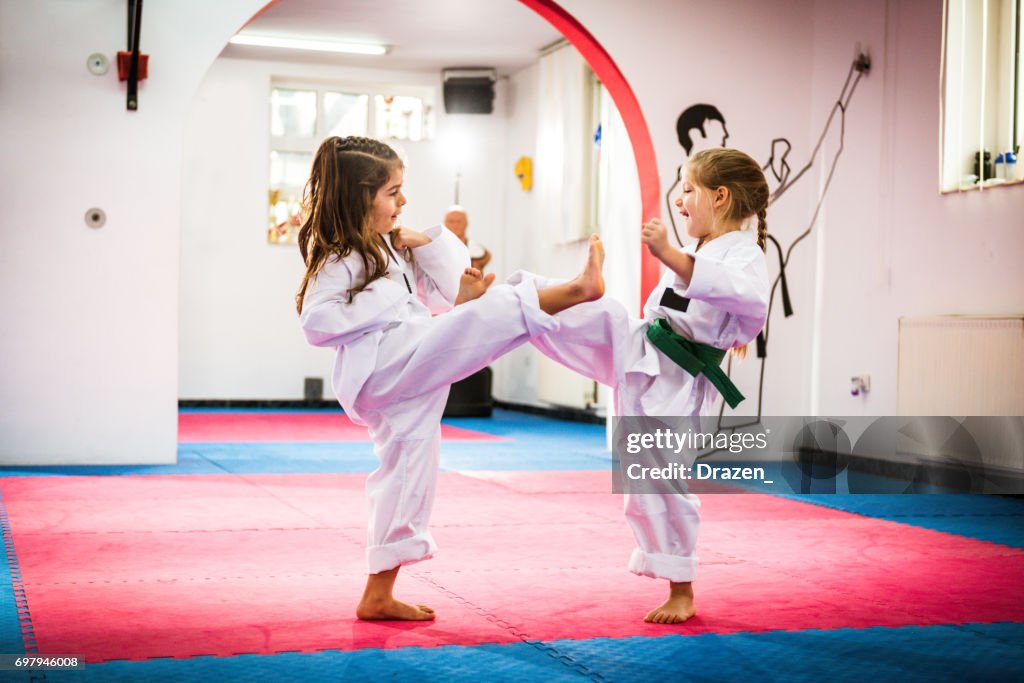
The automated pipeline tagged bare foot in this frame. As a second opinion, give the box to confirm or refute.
[571,234,605,302]
[356,596,436,621]
[455,267,496,305]
[536,235,606,315]
[643,582,696,624]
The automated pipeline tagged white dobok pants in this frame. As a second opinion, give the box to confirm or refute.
[352,278,557,574]
[512,272,703,583]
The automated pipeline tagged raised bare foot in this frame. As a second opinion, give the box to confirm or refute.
[356,596,436,621]
[455,267,496,305]
[643,582,696,624]
[573,234,605,302]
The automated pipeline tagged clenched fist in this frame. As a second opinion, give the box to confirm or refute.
[390,226,432,250]
[641,218,671,259]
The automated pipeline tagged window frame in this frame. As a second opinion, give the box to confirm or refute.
[266,78,436,244]
[940,0,1023,193]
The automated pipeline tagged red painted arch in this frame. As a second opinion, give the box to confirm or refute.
[520,0,661,307]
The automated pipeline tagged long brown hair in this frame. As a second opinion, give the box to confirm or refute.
[687,148,769,252]
[296,136,403,313]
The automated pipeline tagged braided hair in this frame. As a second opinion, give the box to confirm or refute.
[296,136,403,313]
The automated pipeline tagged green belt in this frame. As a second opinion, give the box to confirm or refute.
[645,319,745,409]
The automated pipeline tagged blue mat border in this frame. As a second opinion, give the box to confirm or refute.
[0,491,31,656]
[35,622,1024,683]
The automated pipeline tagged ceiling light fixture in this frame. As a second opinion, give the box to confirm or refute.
[229,34,388,56]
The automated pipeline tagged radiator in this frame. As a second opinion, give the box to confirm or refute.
[898,316,1024,415]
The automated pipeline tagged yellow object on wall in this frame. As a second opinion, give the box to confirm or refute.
[514,156,533,191]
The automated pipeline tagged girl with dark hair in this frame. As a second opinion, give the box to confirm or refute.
[297,136,605,621]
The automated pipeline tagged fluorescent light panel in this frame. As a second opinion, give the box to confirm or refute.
[230,33,388,56]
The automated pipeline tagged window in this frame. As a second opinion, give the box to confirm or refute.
[375,95,427,142]
[940,0,1023,192]
[267,81,435,244]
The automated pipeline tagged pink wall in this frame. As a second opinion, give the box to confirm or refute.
[811,0,1024,415]
[557,0,820,414]
[563,0,1024,415]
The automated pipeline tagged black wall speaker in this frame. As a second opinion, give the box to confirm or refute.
[443,69,496,114]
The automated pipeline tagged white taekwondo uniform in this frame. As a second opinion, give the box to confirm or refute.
[513,228,769,582]
[300,225,558,573]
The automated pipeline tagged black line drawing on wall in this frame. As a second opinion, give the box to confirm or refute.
[664,54,871,417]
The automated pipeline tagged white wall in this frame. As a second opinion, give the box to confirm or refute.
[0,0,266,465]
[559,0,1023,417]
[492,58,641,412]
[809,0,1024,416]
[179,57,509,400]
[491,61,545,406]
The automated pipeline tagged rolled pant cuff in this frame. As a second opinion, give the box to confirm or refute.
[366,534,437,574]
[506,271,561,338]
[628,548,698,582]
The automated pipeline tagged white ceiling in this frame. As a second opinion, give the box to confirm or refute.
[219,0,565,75]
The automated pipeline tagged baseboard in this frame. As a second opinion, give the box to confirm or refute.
[179,399,339,409]
[492,400,604,425]
[796,446,1024,494]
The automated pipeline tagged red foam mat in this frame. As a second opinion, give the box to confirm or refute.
[178,411,506,442]
[2,472,1022,662]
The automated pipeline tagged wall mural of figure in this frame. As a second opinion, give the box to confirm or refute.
[763,138,793,190]
[676,104,730,156]
[666,54,871,417]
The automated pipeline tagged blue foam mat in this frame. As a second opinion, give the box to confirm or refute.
[552,622,1024,682]
[37,622,1024,683]
[0,491,26,655]
[784,492,1024,517]
[0,409,610,477]
[782,493,1024,548]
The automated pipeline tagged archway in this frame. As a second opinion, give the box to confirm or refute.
[243,0,662,302]
[177,0,664,410]
[520,0,661,301]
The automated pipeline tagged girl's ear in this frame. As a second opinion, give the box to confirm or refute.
[713,186,730,209]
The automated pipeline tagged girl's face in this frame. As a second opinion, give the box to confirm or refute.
[372,167,406,234]
[675,175,713,239]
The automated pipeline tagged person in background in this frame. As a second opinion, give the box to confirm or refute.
[444,205,492,271]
